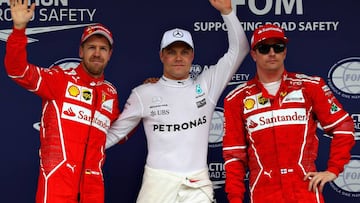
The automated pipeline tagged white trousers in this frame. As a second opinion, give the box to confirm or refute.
[136,165,214,203]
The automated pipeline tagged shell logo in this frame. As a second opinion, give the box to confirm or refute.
[68,85,80,97]
[244,98,255,110]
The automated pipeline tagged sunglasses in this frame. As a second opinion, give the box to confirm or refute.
[256,43,286,54]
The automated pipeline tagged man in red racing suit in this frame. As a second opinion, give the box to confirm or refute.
[222,24,355,203]
[4,1,119,202]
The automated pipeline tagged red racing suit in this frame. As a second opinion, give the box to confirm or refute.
[5,28,119,203]
[223,71,355,203]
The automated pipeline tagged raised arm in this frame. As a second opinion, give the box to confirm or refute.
[5,0,37,88]
[202,0,250,102]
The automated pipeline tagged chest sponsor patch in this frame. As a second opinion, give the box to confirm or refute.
[243,93,271,114]
[65,82,93,105]
[246,108,308,132]
[61,102,110,133]
[282,90,305,103]
[101,99,114,113]
[196,98,206,108]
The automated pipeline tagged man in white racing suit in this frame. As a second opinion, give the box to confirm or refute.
[106,0,249,202]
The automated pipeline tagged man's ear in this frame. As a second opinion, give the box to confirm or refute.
[79,46,83,58]
[159,50,164,63]
[250,49,256,62]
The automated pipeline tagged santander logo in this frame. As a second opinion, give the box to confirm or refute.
[63,107,76,117]
[247,108,308,132]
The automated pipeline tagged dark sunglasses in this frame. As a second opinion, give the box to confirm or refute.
[256,43,286,54]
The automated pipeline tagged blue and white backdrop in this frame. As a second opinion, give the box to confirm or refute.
[0,0,359,202]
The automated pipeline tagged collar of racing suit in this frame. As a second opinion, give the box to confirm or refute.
[160,75,192,87]
[254,70,289,99]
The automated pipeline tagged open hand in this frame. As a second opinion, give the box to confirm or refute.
[209,0,232,15]
[10,0,35,29]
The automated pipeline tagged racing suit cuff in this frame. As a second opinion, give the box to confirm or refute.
[327,167,341,177]
[227,194,243,203]
[12,27,26,36]
[221,9,235,18]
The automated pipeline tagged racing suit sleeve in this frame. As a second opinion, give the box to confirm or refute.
[222,90,248,203]
[200,11,249,104]
[105,89,143,149]
[308,78,355,176]
[4,28,28,77]
[5,27,63,99]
